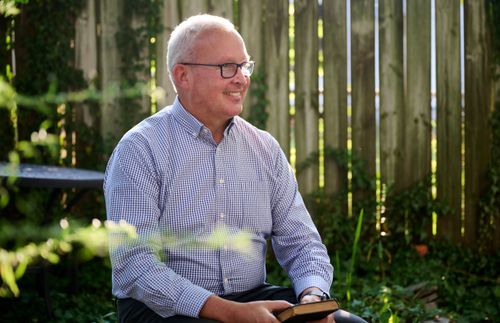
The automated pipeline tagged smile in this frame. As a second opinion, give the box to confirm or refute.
[224,91,242,97]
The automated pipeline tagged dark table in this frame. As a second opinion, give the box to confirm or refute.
[0,161,105,216]
[0,162,105,318]
[0,162,104,189]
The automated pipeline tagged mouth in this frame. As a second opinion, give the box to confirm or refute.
[224,91,242,98]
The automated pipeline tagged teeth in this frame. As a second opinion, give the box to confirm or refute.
[226,92,241,97]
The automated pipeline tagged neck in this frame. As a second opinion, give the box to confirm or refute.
[178,97,229,144]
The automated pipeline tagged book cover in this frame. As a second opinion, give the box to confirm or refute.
[276,299,340,323]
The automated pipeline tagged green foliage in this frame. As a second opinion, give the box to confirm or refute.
[246,66,269,129]
[0,258,116,322]
[297,146,377,251]
[11,0,87,165]
[488,0,500,73]
[478,102,500,252]
[115,0,163,134]
[346,209,363,302]
[0,77,17,159]
[0,0,29,17]
[482,0,500,252]
[0,219,137,297]
[384,177,449,246]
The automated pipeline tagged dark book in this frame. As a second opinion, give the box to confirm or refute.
[276,299,340,323]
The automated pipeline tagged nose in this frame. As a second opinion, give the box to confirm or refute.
[231,67,249,85]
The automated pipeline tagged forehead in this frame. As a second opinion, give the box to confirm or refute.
[193,29,249,61]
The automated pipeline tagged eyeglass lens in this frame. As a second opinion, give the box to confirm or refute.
[222,62,254,78]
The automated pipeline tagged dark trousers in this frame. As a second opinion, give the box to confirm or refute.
[117,284,367,322]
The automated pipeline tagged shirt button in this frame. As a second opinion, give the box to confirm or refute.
[224,278,229,283]
[218,178,225,184]
[220,213,225,219]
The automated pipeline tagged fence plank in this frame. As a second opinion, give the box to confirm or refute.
[156,0,180,110]
[351,0,375,213]
[99,0,123,143]
[75,0,98,84]
[436,0,462,243]
[402,0,432,240]
[294,0,319,194]
[351,0,375,176]
[379,0,403,189]
[323,0,348,195]
[179,0,232,19]
[464,0,493,248]
[179,0,209,18]
[239,0,264,122]
[207,0,233,18]
[262,0,290,155]
[399,0,431,191]
[131,12,153,120]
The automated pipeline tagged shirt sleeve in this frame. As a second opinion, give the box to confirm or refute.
[268,140,334,297]
[104,137,213,318]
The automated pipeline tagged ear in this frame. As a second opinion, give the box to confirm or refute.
[172,64,190,90]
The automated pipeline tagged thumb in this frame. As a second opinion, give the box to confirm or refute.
[267,300,293,312]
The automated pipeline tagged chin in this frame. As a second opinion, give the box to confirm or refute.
[226,103,243,116]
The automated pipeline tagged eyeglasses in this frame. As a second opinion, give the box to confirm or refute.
[179,61,255,79]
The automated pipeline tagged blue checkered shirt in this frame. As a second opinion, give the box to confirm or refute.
[104,97,333,318]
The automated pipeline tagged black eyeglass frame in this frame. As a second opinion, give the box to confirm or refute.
[178,61,255,79]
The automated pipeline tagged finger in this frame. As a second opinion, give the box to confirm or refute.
[267,300,293,312]
[300,295,322,303]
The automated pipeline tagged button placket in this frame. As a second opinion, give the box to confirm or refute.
[215,143,233,294]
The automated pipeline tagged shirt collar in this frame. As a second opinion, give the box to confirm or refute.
[171,96,237,138]
[171,97,204,138]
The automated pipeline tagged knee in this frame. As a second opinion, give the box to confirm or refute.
[333,309,368,323]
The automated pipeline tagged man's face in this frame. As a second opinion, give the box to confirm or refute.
[183,29,251,125]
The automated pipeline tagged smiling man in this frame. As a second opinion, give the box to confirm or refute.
[104,14,366,323]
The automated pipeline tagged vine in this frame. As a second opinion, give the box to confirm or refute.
[478,103,500,252]
[478,0,500,252]
[246,66,269,129]
[115,0,163,133]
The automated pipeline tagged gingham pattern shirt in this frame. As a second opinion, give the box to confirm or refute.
[104,97,333,318]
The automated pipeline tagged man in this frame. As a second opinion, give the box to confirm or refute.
[104,14,366,323]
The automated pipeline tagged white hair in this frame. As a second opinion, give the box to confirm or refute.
[167,14,242,83]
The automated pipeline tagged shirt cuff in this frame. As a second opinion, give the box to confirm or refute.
[293,276,331,300]
[173,284,214,318]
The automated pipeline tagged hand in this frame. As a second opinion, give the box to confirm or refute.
[227,300,293,323]
[200,295,291,323]
[300,293,323,304]
[299,289,335,323]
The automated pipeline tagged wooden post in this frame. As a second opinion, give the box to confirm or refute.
[294,0,319,194]
[464,0,493,248]
[155,0,180,110]
[262,0,290,156]
[351,0,376,178]
[399,0,431,191]
[379,0,403,190]
[350,0,376,213]
[98,0,122,145]
[239,0,264,122]
[75,0,98,125]
[323,0,348,196]
[436,0,462,243]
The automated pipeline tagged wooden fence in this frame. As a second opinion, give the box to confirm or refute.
[6,0,500,250]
